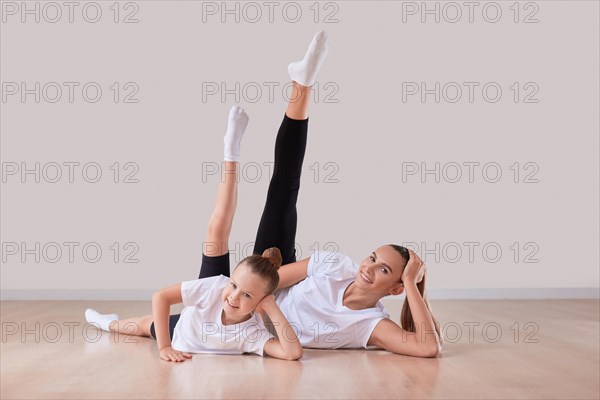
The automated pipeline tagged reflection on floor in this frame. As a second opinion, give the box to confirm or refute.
[1,299,598,399]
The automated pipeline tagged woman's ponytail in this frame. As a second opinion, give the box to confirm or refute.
[390,245,443,346]
[400,274,443,345]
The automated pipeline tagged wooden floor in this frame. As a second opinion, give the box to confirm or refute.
[1,299,598,399]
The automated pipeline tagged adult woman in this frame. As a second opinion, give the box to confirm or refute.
[205,31,443,358]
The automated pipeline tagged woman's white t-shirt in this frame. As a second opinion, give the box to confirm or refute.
[275,250,390,349]
[171,275,273,356]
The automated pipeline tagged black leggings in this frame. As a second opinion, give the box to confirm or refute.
[198,113,308,278]
[150,115,308,339]
[152,114,308,339]
[252,114,308,264]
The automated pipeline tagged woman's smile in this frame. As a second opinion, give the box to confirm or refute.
[359,271,373,284]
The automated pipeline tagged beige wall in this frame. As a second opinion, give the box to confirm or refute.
[1,1,598,299]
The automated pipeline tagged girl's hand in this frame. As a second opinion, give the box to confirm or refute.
[401,250,426,286]
[159,346,193,362]
[255,294,276,314]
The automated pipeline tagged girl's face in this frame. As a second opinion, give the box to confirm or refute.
[356,245,407,296]
[221,263,270,320]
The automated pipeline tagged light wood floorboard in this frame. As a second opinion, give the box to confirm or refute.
[1,300,598,399]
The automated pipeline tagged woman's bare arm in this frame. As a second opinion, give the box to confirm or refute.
[368,313,441,358]
[368,250,443,357]
[277,257,311,289]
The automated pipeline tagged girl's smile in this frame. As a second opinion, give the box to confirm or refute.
[220,263,270,324]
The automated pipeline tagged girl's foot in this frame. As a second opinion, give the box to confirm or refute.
[288,31,329,87]
[224,105,249,162]
[85,308,119,331]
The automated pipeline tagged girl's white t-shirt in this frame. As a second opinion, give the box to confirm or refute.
[171,275,273,356]
[274,250,390,349]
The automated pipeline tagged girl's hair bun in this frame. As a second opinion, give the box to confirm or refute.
[261,247,282,271]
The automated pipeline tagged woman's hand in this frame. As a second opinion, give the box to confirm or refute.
[401,249,426,286]
[159,346,193,362]
[255,294,276,314]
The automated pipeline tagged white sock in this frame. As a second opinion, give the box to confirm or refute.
[288,30,329,87]
[85,308,119,332]
[224,105,249,162]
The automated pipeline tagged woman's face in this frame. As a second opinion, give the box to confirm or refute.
[221,263,269,319]
[356,245,407,296]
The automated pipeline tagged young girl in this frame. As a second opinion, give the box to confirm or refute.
[85,106,303,362]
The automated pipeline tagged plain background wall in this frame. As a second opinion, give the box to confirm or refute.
[1,1,598,299]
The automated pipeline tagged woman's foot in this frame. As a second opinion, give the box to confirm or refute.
[288,31,329,87]
[85,308,119,331]
[224,105,249,162]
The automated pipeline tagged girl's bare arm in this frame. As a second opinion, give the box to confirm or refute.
[152,283,192,362]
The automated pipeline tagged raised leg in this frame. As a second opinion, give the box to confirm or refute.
[286,81,311,120]
[252,90,310,265]
[253,31,329,265]
[202,161,238,258]
[199,106,248,279]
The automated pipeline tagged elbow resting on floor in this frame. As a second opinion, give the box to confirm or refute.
[425,343,442,358]
[284,348,303,361]
[403,343,442,358]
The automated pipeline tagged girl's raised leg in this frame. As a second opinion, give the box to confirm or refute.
[199,106,249,278]
[84,109,248,337]
[253,31,329,265]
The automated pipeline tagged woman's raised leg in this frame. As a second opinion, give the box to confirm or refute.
[252,86,309,265]
[286,81,311,120]
[253,31,329,265]
[199,106,249,279]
